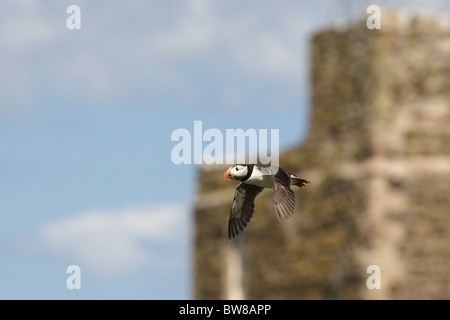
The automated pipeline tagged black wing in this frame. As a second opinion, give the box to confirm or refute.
[228,183,264,239]
[270,169,295,221]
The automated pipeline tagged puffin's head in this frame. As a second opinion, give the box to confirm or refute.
[223,164,248,181]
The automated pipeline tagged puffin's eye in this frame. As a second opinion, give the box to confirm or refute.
[235,167,239,171]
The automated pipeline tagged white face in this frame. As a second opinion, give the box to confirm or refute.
[229,164,248,180]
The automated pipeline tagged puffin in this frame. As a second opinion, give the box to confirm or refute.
[223,164,310,239]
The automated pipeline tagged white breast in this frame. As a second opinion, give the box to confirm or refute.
[244,169,273,188]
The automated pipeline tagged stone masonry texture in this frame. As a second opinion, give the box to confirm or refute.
[193,11,450,299]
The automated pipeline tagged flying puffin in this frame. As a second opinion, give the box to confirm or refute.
[223,164,310,239]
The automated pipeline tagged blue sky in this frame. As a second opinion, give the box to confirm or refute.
[1,0,446,300]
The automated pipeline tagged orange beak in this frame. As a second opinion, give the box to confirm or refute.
[223,168,236,181]
[223,169,230,181]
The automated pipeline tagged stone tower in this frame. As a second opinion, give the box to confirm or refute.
[193,11,450,299]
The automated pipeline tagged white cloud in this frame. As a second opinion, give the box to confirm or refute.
[30,204,190,281]
[0,0,318,118]
[2,0,449,119]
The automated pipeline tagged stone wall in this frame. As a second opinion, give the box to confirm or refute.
[193,11,450,299]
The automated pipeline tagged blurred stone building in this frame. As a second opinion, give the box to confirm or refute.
[193,11,450,299]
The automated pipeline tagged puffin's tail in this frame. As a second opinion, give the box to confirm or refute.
[291,177,310,188]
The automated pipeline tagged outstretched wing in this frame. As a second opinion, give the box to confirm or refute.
[270,170,295,221]
[228,183,264,239]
